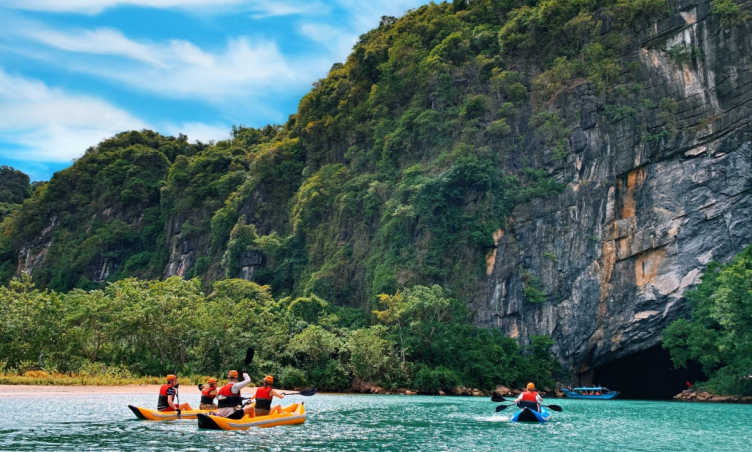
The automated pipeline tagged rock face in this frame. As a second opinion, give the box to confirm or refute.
[475,0,752,375]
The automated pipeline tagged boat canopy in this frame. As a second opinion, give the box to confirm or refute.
[570,387,609,391]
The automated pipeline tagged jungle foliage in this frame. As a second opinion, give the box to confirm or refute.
[663,246,752,396]
[0,275,559,391]
[0,0,684,388]
[1,0,673,306]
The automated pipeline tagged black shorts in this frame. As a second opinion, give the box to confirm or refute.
[255,408,270,416]
[225,409,245,420]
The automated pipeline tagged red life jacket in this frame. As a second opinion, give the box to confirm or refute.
[255,386,273,411]
[200,385,217,405]
[157,384,174,410]
[217,383,242,409]
[521,390,539,403]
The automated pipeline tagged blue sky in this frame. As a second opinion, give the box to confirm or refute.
[0,0,426,181]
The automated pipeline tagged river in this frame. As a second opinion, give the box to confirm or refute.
[1,393,750,451]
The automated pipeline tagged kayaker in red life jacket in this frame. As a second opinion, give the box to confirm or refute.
[199,378,219,410]
[514,382,543,412]
[216,370,255,420]
[157,375,193,412]
[252,375,285,416]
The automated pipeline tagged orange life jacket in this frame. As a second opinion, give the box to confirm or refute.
[217,383,242,409]
[200,385,217,405]
[521,390,539,403]
[255,386,273,411]
[157,384,174,410]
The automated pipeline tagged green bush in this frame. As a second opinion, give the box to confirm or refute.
[664,245,752,396]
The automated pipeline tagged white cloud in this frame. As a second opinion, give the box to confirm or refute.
[164,122,230,143]
[0,68,147,162]
[16,24,310,103]
[1,0,324,16]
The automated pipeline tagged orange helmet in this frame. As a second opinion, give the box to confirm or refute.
[208,378,218,385]
[527,382,536,390]
[228,370,238,378]
[264,375,274,384]
[166,374,177,382]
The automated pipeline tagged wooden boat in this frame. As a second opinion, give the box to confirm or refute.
[563,387,619,399]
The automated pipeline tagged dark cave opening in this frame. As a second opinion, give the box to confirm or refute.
[591,344,706,400]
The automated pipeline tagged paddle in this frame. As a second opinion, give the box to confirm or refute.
[496,404,563,413]
[279,388,318,397]
[491,395,509,403]
[198,347,255,391]
[174,381,181,419]
[241,347,255,374]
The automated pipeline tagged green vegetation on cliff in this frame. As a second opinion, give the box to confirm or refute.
[0,275,559,391]
[1,0,672,307]
[664,246,752,396]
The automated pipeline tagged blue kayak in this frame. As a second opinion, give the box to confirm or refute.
[511,407,552,423]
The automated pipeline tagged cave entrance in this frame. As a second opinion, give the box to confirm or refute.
[590,344,705,399]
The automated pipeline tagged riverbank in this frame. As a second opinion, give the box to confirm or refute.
[0,384,202,396]
[674,389,752,403]
[0,372,208,386]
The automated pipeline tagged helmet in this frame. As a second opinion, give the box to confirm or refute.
[264,375,274,384]
[208,378,218,384]
[526,382,536,390]
[228,370,238,378]
[166,374,177,382]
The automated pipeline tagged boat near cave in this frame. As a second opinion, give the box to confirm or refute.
[563,387,620,399]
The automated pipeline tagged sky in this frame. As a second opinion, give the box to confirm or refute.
[0,0,427,181]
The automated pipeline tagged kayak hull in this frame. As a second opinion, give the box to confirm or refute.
[511,407,552,423]
[128,405,211,420]
[197,403,306,430]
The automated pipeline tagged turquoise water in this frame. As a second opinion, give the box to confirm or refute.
[1,394,751,451]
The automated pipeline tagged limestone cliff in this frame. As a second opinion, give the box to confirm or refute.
[476,0,752,374]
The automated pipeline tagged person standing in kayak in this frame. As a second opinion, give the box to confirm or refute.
[199,378,219,410]
[158,375,193,412]
[253,375,285,416]
[216,370,255,419]
[514,382,543,412]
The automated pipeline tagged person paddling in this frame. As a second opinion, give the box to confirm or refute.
[216,370,255,419]
[252,375,285,416]
[199,378,219,410]
[514,382,542,412]
[158,375,192,412]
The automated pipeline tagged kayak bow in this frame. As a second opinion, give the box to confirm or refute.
[128,405,212,420]
[511,407,552,423]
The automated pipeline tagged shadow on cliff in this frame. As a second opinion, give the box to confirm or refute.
[592,345,705,400]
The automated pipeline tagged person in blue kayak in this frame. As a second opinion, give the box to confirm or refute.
[216,370,255,419]
[514,382,543,412]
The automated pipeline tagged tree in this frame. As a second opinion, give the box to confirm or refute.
[664,246,752,395]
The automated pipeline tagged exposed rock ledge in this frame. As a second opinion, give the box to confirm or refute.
[674,389,752,403]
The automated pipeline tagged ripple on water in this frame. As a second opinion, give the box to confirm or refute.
[1,394,751,451]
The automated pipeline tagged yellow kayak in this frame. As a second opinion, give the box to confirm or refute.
[196,403,306,430]
[128,405,212,420]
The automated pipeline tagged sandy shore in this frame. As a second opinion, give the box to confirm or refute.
[0,384,202,396]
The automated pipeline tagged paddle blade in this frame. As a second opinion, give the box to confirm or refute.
[298,388,318,397]
[495,405,511,412]
[244,348,255,366]
[491,395,507,403]
[198,384,204,391]
[545,404,563,412]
